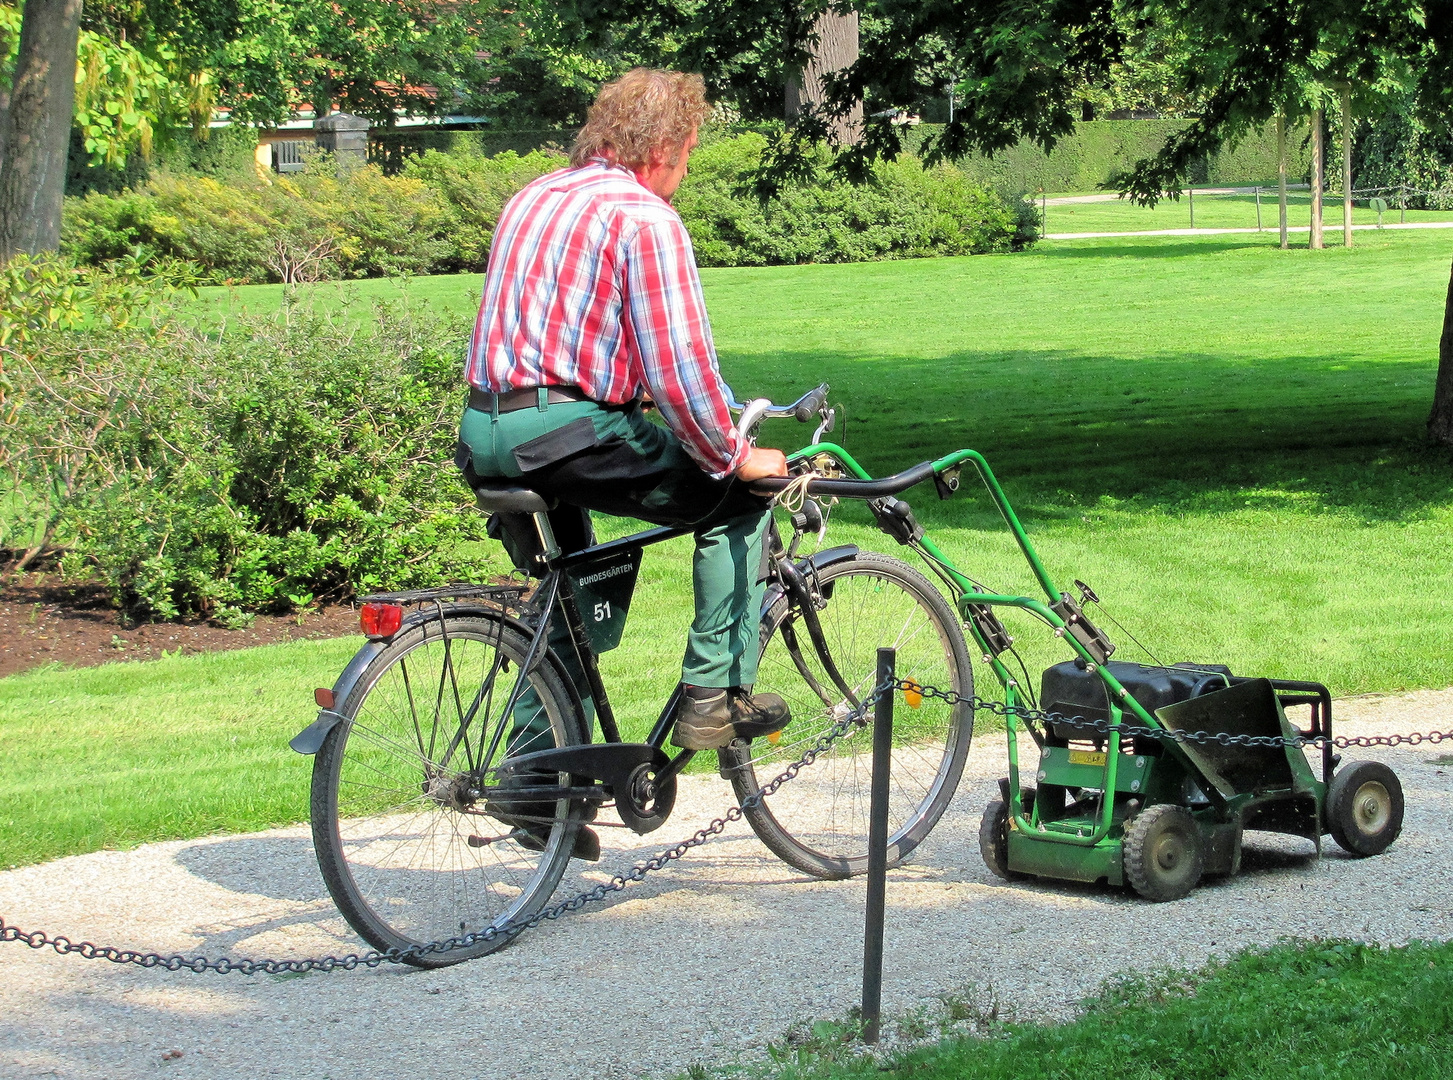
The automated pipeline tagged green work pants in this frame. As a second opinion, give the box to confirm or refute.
[457,398,771,750]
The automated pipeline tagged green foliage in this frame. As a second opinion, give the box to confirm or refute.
[63,164,458,283]
[1,1,186,167]
[5,265,492,620]
[671,133,1027,266]
[399,148,567,271]
[62,137,1029,279]
[0,254,201,565]
[1354,103,1453,210]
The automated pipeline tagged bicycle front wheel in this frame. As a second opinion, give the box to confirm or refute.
[725,551,973,879]
[311,612,586,965]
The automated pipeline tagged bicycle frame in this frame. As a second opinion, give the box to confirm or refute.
[475,508,865,830]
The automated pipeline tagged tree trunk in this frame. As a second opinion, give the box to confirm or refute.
[1309,108,1324,250]
[785,9,863,144]
[0,0,83,260]
[1428,258,1453,445]
[1277,113,1288,249]
[1341,86,1353,249]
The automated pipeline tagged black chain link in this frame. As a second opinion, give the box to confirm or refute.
[0,683,887,976]
[893,679,1453,751]
[6,677,1449,975]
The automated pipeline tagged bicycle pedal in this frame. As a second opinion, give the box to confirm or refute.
[571,825,601,862]
[716,738,750,779]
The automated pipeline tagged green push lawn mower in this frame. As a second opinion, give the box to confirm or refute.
[977,660,1406,900]
[748,434,1406,903]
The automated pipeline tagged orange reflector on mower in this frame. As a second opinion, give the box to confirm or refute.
[360,602,403,638]
[902,679,923,709]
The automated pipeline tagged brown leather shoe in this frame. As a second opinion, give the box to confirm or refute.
[671,687,792,750]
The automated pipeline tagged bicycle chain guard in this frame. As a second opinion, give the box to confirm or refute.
[494,742,676,834]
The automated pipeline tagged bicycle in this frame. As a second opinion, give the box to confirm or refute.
[290,384,985,964]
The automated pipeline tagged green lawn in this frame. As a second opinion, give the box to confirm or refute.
[708,940,1453,1079]
[5,228,1453,867]
[1043,189,1453,235]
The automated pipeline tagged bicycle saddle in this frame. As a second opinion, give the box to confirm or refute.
[471,480,558,515]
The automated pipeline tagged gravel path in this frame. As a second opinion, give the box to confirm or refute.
[3,689,1450,1079]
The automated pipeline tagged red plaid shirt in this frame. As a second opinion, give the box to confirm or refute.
[465,159,747,480]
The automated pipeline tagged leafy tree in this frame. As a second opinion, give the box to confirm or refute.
[0,0,83,259]
[570,0,1453,442]
[2,4,187,166]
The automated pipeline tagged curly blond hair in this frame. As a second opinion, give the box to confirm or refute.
[570,69,711,171]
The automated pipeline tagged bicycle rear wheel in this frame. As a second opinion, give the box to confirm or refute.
[311,612,586,965]
[724,551,973,879]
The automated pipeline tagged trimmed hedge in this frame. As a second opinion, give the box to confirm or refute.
[908,119,1314,193]
[60,135,1031,283]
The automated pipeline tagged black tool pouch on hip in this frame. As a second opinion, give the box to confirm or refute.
[511,417,600,473]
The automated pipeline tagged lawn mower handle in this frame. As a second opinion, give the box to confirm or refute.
[750,460,938,499]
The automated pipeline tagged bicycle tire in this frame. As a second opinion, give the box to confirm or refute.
[311,612,587,965]
[724,551,974,879]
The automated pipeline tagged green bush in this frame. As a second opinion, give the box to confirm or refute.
[62,135,1034,280]
[4,263,492,620]
[401,148,565,271]
[675,133,1026,267]
[62,164,456,284]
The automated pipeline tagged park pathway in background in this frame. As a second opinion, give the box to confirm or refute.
[2,691,1451,1080]
[1043,186,1283,205]
[1047,221,1453,240]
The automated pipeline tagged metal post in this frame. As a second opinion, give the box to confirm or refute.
[1041,191,1047,239]
[861,647,894,1045]
[1188,186,1194,228]
[1256,187,1262,231]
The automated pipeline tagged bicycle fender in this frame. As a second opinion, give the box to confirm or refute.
[289,639,388,754]
[288,602,588,754]
[761,544,860,613]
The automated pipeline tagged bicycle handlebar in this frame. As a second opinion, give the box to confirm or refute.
[749,460,938,499]
[729,383,829,443]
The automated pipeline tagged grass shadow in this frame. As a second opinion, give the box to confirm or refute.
[720,347,1453,526]
[1035,238,1288,259]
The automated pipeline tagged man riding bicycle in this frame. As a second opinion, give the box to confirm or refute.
[456,68,794,784]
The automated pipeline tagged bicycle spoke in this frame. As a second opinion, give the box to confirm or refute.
[737,555,971,875]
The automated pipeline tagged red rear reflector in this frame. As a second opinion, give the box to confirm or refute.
[360,602,403,638]
[314,687,335,709]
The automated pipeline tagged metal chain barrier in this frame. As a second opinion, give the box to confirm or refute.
[890,679,1453,751]
[0,684,889,976]
[5,677,1450,975]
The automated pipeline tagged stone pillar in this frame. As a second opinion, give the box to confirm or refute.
[313,113,370,170]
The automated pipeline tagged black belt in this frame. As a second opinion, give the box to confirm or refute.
[468,385,593,414]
